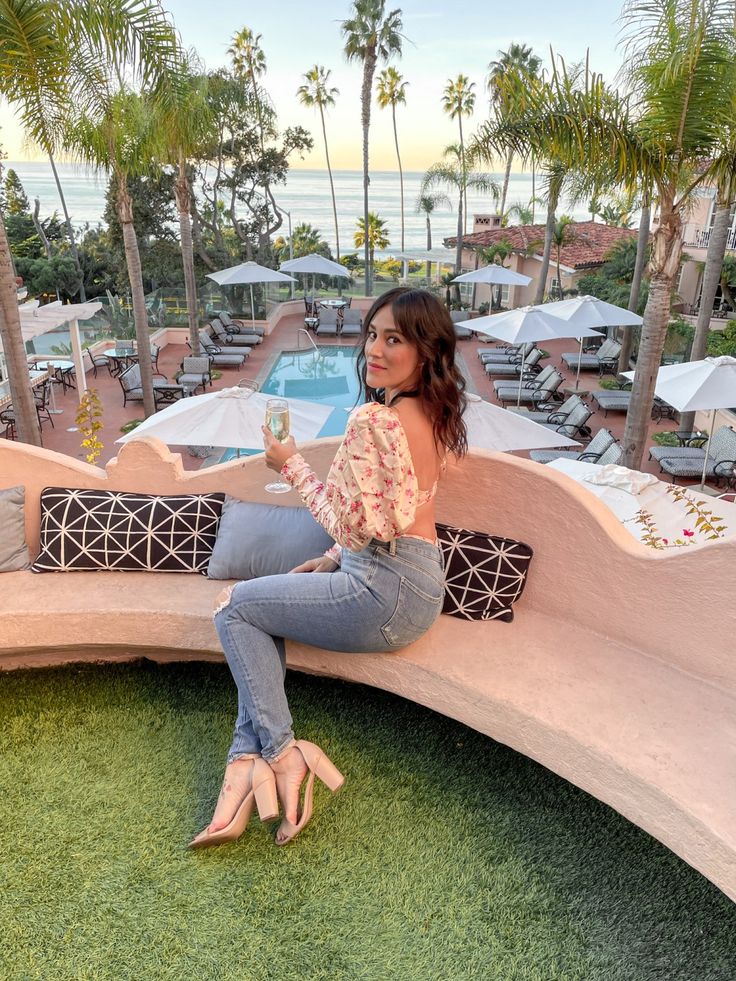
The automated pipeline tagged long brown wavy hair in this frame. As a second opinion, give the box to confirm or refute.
[356,287,468,457]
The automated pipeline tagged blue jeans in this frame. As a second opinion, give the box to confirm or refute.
[214,536,445,762]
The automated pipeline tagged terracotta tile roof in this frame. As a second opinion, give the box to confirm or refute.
[445,221,638,270]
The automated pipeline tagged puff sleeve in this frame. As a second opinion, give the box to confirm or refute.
[280,403,419,552]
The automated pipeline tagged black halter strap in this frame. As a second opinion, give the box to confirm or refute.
[386,388,421,407]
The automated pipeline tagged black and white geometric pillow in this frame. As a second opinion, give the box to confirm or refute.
[436,522,533,622]
[32,487,225,573]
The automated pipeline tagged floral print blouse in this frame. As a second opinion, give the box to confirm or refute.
[280,402,439,561]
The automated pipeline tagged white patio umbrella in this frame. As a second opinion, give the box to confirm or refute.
[543,295,643,387]
[623,356,736,488]
[452,266,532,286]
[458,305,603,405]
[117,386,333,454]
[462,393,579,451]
[280,253,350,288]
[206,262,296,329]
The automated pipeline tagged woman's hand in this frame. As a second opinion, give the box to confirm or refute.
[289,556,339,574]
[261,426,298,473]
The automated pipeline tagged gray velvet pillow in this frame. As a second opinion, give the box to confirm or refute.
[207,497,335,580]
[0,486,31,572]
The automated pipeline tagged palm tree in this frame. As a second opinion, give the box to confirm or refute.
[421,145,499,276]
[0,0,183,444]
[156,66,213,357]
[472,8,736,469]
[228,27,270,256]
[442,75,475,236]
[487,43,542,217]
[297,66,341,260]
[354,212,390,272]
[550,215,575,299]
[416,191,450,280]
[506,200,538,225]
[67,92,164,418]
[377,67,408,255]
[341,0,404,297]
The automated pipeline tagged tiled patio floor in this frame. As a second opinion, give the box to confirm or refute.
[5,311,700,484]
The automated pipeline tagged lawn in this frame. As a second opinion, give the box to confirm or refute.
[1,661,734,981]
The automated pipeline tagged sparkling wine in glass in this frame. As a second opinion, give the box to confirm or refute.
[264,398,292,494]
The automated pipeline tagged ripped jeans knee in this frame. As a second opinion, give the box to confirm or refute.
[212,583,238,619]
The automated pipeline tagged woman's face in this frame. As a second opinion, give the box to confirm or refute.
[364,306,421,395]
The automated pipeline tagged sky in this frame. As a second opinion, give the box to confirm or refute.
[0,0,626,170]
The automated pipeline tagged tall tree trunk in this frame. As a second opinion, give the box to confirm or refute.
[118,177,155,418]
[249,66,270,259]
[0,211,41,446]
[679,199,731,432]
[32,199,53,259]
[531,156,536,223]
[425,214,432,281]
[621,199,683,470]
[361,52,376,295]
[319,105,340,260]
[392,105,404,254]
[49,152,85,301]
[459,115,467,237]
[454,191,464,275]
[534,200,556,304]
[175,159,200,357]
[618,202,651,373]
[500,150,513,216]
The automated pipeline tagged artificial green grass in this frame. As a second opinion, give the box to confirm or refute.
[1,662,734,981]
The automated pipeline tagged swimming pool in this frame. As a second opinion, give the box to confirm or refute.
[220,346,360,460]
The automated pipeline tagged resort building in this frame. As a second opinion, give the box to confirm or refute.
[445,216,638,309]
[674,186,736,317]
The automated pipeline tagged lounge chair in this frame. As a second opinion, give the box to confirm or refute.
[177,356,211,395]
[495,371,564,407]
[118,363,170,407]
[591,387,676,421]
[477,342,535,363]
[211,318,262,347]
[191,336,246,370]
[493,363,555,394]
[198,332,251,359]
[340,309,362,336]
[218,311,265,336]
[316,308,339,337]
[507,393,582,423]
[538,400,593,440]
[530,428,618,464]
[561,338,621,375]
[654,427,736,483]
[485,348,544,377]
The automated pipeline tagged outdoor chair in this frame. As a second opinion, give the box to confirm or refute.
[492,363,555,394]
[316,308,339,336]
[118,363,170,407]
[304,296,317,318]
[33,380,55,430]
[341,296,353,309]
[478,342,535,364]
[217,311,265,336]
[178,356,211,395]
[647,427,726,465]
[212,314,263,347]
[507,393,583,423]
[591,388,676,421]
[485,348,544,377]
[84,347,110,378]
[0,407,15,440]
[529,428,617,464]
[561,338,622,375]
[195,334,250,368]
[539,400,593,441]
[496,371,564,407]
[339,309,362,336]
[150,344,161,372]
[454,324,473,340]
[653,427,736,484]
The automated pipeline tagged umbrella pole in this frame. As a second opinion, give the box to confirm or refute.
[516,350,527,407]
[250,285,255,331]
[575,337,583,389]
[699,409,716,490]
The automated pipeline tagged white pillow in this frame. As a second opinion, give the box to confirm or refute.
[583,465,658,495]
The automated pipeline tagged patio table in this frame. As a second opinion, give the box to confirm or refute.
[35,359,75,401]
[318,298,348,309]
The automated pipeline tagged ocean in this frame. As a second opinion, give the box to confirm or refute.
[5,161,593,257]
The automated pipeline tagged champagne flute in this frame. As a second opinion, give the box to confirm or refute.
[264,397,293,494]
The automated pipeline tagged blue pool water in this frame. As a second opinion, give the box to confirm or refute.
[220,346,360,460]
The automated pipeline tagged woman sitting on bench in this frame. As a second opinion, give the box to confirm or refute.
[192,287,468,849]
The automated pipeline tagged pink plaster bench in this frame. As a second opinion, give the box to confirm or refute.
[0,437,734,904]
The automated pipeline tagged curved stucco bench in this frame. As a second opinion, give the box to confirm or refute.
[0,437,734,904]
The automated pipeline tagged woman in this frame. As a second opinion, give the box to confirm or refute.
[191,287,467,849]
